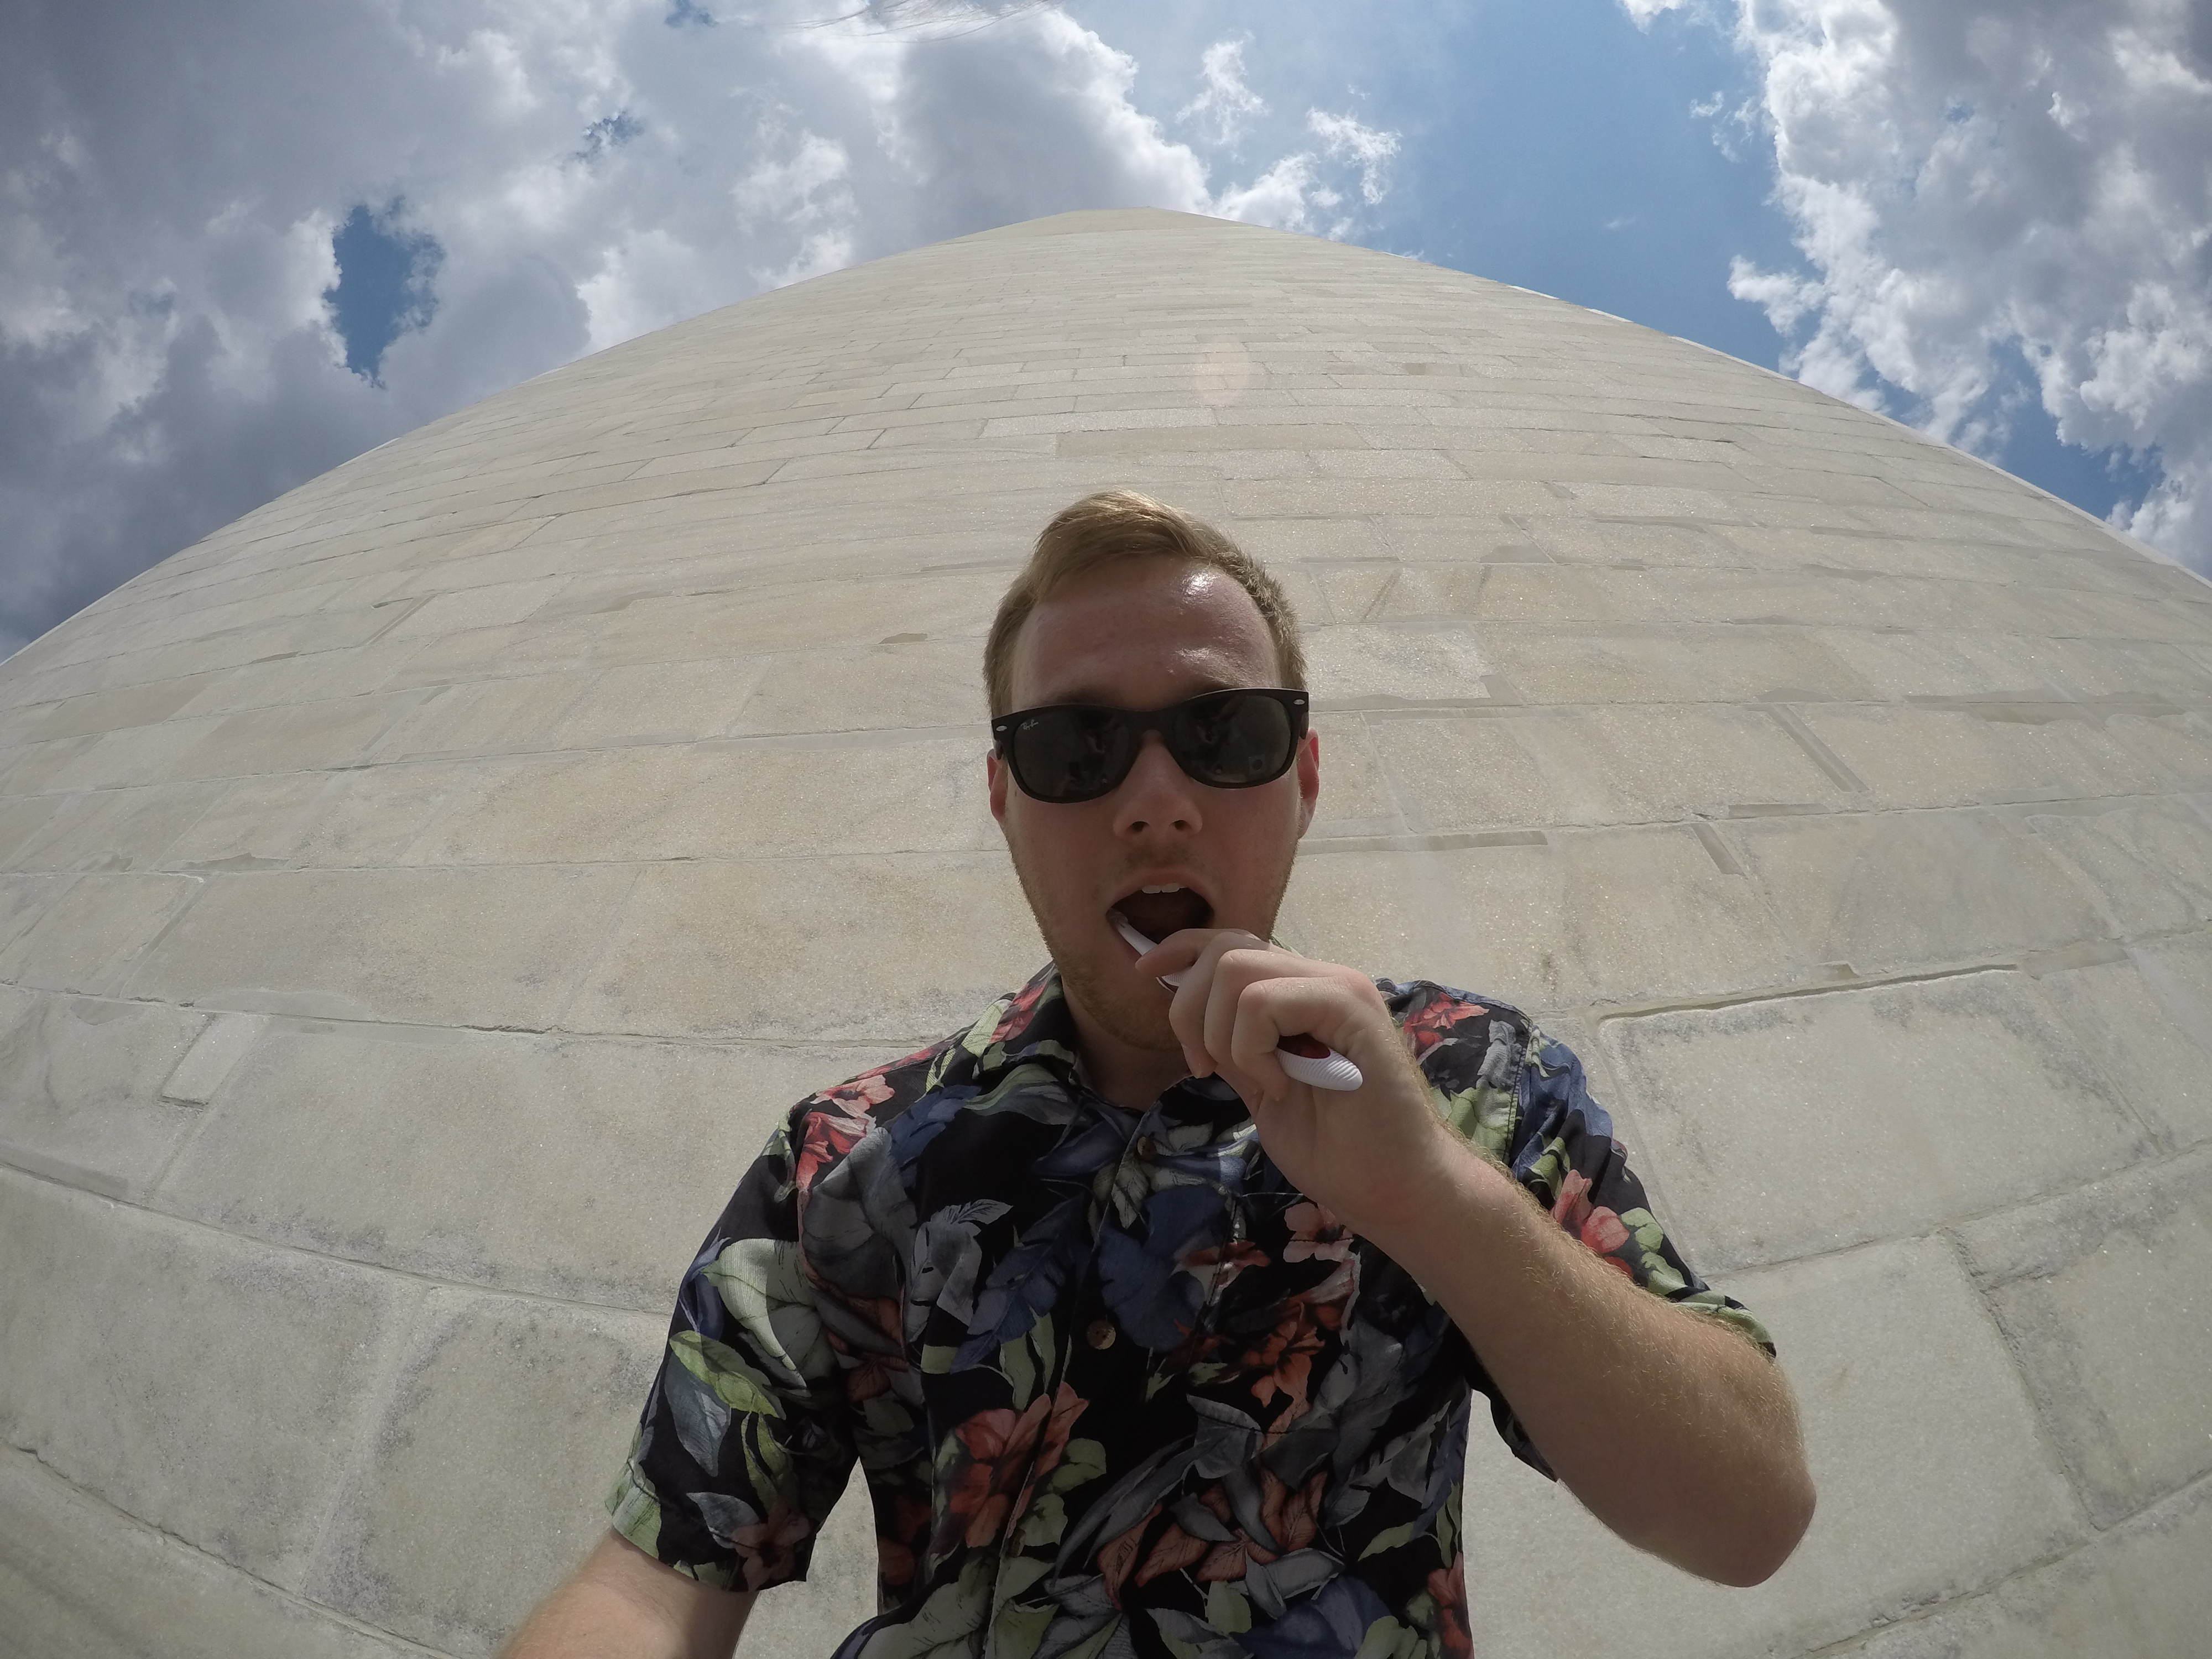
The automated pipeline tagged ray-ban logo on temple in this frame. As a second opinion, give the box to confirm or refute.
[992,688,1308,804]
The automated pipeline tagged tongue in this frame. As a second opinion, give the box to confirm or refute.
[1115,889,1211,943]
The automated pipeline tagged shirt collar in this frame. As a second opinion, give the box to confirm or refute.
[958,962,1084,1086]
[954,963,1248,1127]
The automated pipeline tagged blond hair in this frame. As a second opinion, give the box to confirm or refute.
[984,491,1306,715]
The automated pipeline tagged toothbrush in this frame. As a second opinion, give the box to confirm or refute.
[1110,914,1364,1091]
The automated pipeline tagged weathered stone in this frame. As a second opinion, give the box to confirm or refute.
[729,638,985,737]
[160,1009,269,1104]
[1827,1473,2212,1659]
[1303,713,1403,839]
[1798,704,2172,810]
[2034,954,2212,1150]
[122,865,633,1027]
[569,852,1042,1044]
[157,1024,902,1306]
[304,1290,663,1657]
[3,780,228,873]
[1460,1237,2084,1659]
[1958,1146,2212,1525]
[1472,622,1877,706]
[398,738,994,866]
[20,672,227,743]
[1599,972,2150,1270]
[1284,823,1799,1010]
[0,872,70,953]
[367,671,598,761]
[0,988,206,1196]
[0,1448,416,1659]
[2023,796,2212,937]
[384,577,575,639]
[1301,622,1494,702]
[1728,810,2112,974]
[0,1169,417,1588]
[0,872,202,995]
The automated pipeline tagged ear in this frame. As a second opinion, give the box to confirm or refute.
[1294,729,1319,837]
[987,749,1009,825]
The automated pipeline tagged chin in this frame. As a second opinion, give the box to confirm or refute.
[1034,909,1177,1056]
[1056,948,1181,1055]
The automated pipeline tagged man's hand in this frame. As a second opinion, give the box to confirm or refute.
[500,1531,753,1659]
[1140,930,1817,1587]
[1139,927,1441,1238]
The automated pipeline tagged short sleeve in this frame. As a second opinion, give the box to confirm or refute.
[1407,988,1776,1478]
[606,1105,857,1592]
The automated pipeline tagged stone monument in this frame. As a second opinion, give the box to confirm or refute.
[2,208,2207,1658]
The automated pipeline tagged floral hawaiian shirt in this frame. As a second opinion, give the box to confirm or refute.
[607,966,1771,1659]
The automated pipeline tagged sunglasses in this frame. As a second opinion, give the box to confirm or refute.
[992,687,1309,804]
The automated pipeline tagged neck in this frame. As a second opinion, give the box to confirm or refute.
[1063,993,1190,1111]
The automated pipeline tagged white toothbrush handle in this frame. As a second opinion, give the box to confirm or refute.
[1279,1048,1364,1091]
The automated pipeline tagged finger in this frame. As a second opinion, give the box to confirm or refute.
[1162,931,1265,1078]
[1161,933,1227,1078]
[1226,987,1295,1101]
[1201,944,1272,1079]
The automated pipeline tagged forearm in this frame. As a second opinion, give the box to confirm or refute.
[1366,1135,1814,1584]
[500,1533,753,1659]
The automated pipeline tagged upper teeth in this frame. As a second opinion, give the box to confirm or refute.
[1140,884,1183,894]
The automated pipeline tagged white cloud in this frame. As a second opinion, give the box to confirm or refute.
[1179,38,1267,148]
[1307,109,1398,206]
[1704,0,2212,567]
[1619,0,1705,24]
[0,1,1404,657]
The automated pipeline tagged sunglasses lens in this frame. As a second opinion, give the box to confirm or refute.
[1175,691,1296,785]
[1009,707,1133,802]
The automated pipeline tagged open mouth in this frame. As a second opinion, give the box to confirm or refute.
[1110,882,1213,946]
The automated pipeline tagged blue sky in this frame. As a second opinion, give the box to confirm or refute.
[4,0,2208,658]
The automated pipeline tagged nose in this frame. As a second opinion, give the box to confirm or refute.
[1113,732,1203,838]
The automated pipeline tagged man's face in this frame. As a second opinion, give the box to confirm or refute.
[988,557,1320,1056]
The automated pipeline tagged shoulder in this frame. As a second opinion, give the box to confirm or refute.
[1380,979,1538,1074]
[779,977,1055,1187]
[1380,979,1595,1166]
[780,1030,963,1181]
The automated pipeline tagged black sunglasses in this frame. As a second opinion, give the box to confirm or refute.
[992,688,1309,804]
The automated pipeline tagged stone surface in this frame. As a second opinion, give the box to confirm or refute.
[0,872,201,995]
[1459,1237,2086,1659]
[122,865,634,1027]
[2034,952,2212,1151]
[0,987,206,1196]
[0,1448,415,1659]
[1959,1146,2212,1526]
[1599,972,2152,1271]
[305,1290,662,1658]
[160,1009,270,1104]
[1827,1473,2212,1659]
[156,1022,902,1306]
[0,1168,417,1588]
[3,207,2210,1657]
[1284,825,1803,1011]
[2022,796,2212,935]
[1724,811,2114,975]
[568,853,1044,1044]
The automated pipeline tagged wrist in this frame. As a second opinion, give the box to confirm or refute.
[1353,1121,1521,1271]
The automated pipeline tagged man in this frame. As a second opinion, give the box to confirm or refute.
[505,492,1815,1659]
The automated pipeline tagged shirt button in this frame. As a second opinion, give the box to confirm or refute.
[1086,1318,1117,1350]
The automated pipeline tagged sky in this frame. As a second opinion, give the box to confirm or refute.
[3,0,2208,659]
